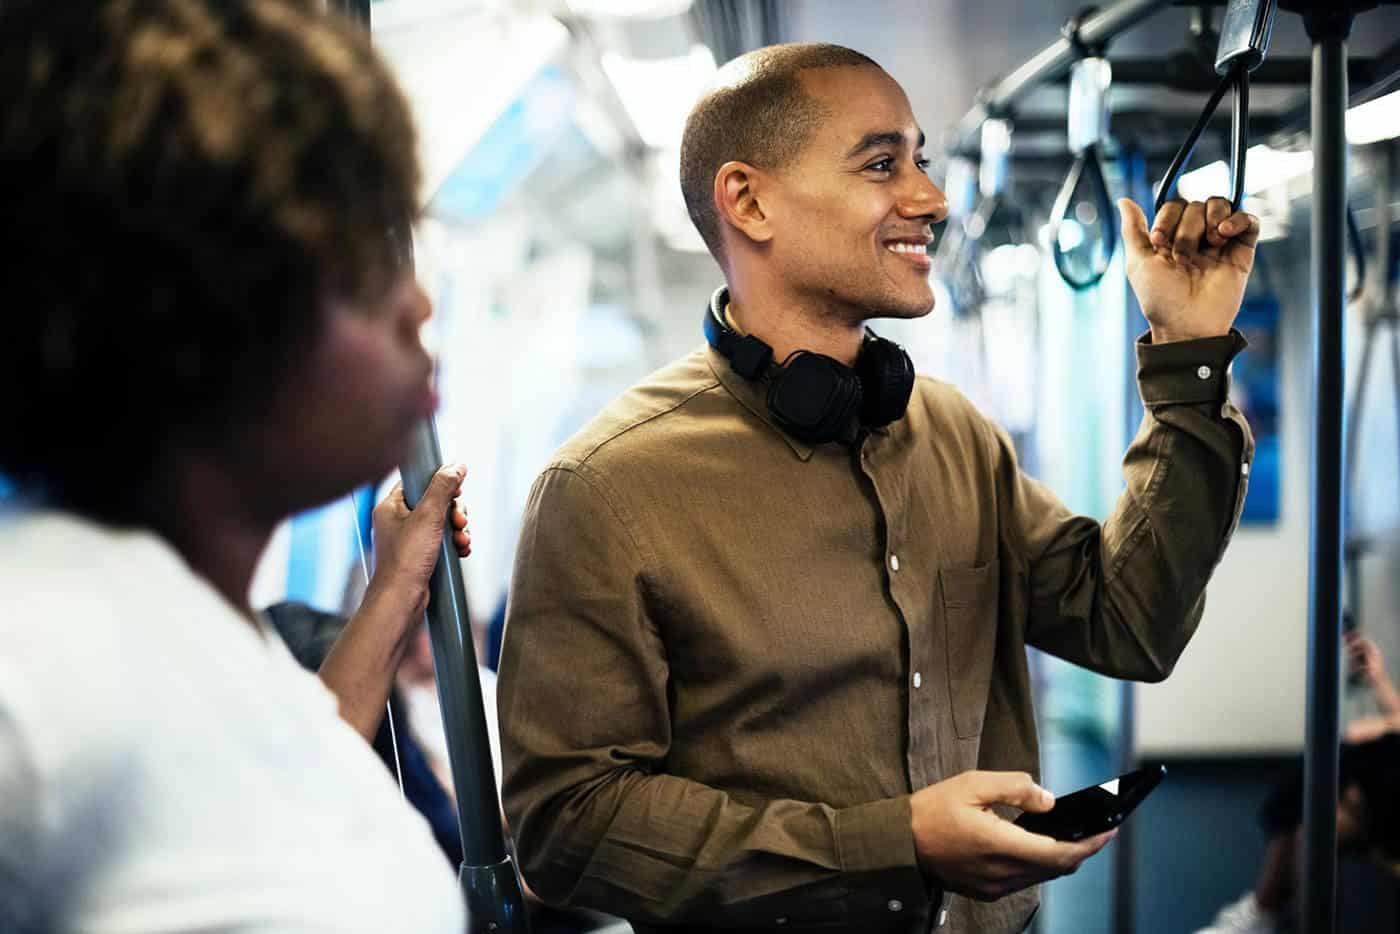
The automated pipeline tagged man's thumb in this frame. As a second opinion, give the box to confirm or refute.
[1117,198,1152,258]
[973,771,1055,813]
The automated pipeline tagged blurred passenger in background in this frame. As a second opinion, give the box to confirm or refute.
[500,41,1259,934]
[1341,631,1400,743]
[0,1,473,930]
[1197,631,1400,934]
[264,481,473,871]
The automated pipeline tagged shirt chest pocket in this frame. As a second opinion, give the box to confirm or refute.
[939,561,1000,739]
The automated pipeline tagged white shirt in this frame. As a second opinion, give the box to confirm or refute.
[0,511,465,933]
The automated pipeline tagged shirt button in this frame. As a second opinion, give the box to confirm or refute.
[887,899,904,912]
[913,671,923,689]
[1241,461,1250,476]
[889,554,900,572]
[1197,365,1212,380]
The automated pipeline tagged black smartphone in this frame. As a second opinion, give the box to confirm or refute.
[1013,764,1166,842]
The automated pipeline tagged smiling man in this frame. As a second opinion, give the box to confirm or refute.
[498,43,1257,934]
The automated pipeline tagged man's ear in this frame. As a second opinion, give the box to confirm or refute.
[713,160,774,248]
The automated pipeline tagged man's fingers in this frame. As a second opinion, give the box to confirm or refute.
[1117,198,1152,258]
[1015,825,1116,875]
[1049,829,1116,875]
[1220,211,1262,249]
[1174,201,1207,261]
[1204,197,1233,248]
[1150,198,1186,250]
[1215,211,1262,276]
[984,814,1115,876]
[970,771,1054,813]
[1074,829,1118,860]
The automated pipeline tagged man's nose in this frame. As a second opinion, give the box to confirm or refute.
[900,175,949,225]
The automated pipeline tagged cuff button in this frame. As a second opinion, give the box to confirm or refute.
[1197,365,1212,380]
[887,899,904,912]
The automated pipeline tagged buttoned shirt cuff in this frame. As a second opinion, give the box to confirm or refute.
[1135,328,1248,408]
[835,795,917,872]
[835,795,936,924]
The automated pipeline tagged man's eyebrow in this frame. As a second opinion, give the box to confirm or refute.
[845,129,927,159]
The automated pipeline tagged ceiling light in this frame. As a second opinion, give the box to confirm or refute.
[1347,88,1400,145]
[566,0,694,17]
[1177,144,1313,203]
[375,11,568,200]
[601,44,717,148]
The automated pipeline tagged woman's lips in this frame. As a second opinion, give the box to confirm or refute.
[417,384,440,417]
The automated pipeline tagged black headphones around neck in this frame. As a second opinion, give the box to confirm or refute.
[703,290,916,445]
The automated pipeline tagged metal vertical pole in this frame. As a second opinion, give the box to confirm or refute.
[401,426,506,864]
[1113,681,1136,934]
[1114,146,1152,934]
[1300,8,1352,934]
[332,1,530,929]
[402,423,530,934]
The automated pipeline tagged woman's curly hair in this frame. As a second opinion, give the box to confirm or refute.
[0,0,420,522]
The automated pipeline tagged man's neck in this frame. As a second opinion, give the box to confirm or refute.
[151,456,276,627]
[725,281,865,367]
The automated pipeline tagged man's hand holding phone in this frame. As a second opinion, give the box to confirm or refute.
[910,770,1115,902]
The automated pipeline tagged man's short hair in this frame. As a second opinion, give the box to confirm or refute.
[0,0,419,523]
[679,43,880,261]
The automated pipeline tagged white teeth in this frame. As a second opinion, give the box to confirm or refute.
[887,242,926,255]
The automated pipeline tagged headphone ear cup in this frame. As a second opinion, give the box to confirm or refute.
[857,336,916,427]
[767,352,863,445]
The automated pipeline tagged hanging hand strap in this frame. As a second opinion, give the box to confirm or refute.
[1153,61,1251,212]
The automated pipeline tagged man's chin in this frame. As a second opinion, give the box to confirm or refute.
[870,289,936,321]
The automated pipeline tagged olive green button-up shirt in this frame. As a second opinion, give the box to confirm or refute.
[498,323,1252,934]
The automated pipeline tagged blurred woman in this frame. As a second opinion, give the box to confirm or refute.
[0,1,470,930]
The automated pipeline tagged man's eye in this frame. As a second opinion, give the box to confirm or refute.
[915,158,931,173]
[868,158,894,173]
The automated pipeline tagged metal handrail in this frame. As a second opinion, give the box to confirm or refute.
[946,0,1173,153]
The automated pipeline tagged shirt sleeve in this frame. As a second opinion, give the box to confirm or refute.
[497,465,929,926]
[995,330,1254,681]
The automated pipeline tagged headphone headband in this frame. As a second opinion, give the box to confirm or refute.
[702,303,772,381]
